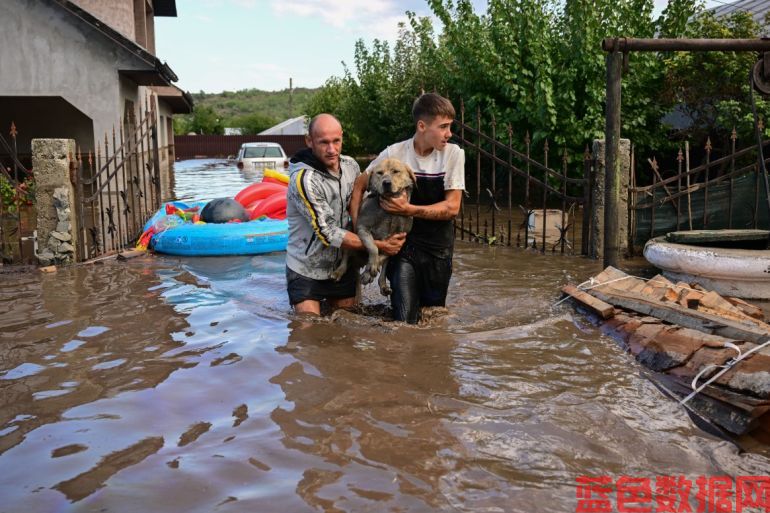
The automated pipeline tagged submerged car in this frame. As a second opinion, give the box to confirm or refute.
[236,142,288,181]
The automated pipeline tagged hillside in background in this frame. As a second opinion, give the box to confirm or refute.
[175,87,319,135]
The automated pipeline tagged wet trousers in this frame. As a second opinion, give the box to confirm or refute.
[386,243,452,324]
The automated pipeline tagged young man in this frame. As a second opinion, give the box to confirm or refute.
[286,113,405,315]
[351,94,465,323]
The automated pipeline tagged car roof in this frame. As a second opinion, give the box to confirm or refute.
[240,142,282,147]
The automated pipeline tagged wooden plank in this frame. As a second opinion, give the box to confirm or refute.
[666,229,770,244]
[588,286,770,343]
[592,266,645,291]
[725,296,765,320]
[697,291,770,331]
[561,285,615,319]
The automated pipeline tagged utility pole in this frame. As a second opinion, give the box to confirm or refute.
[289,78,293,114]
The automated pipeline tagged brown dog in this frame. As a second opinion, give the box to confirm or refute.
[332,158,416,295]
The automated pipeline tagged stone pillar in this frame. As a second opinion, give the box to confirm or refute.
[591,138,631,260]
[32,139,79,266]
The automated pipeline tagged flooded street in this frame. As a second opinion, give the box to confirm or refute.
[1,159,768,513]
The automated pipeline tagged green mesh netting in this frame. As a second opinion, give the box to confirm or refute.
[633,173,770,245]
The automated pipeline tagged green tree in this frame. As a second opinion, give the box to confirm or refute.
[306,0,768,170]
[187,105,224,135]
[660,11,770,145]
[227,113,278,134]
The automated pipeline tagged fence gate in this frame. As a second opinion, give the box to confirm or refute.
[453,101,594,255]
[0,123,35,265]
[73,96,162,261]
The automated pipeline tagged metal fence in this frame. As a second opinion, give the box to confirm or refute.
[453,101,593,255]
[0,123,35,265]
[72,96,162,260]
[630,132,770,254]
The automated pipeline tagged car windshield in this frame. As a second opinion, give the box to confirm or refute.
[243,147,283,158]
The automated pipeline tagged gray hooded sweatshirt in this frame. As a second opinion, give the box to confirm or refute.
[286,148,360,280]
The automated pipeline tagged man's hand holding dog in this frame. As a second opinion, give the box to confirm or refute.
[376,232,407,256]
[379,192,415,216]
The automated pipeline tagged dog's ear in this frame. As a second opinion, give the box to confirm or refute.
[366,167,376,193]
[404,163,417,188]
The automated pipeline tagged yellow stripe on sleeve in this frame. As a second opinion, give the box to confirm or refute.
[295,169,330,246]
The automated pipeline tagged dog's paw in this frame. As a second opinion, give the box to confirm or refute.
[380,284,392,296]
[361,272,374,285]
[330,269,345,282]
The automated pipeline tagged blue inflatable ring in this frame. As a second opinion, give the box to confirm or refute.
[144,201,288,256]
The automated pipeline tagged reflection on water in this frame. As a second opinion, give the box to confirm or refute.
[0,159,768,513]
[172,158,262,203]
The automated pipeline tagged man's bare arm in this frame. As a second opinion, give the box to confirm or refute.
[340,231,406,256]
[349,172,369,230]
[379,189,462,221]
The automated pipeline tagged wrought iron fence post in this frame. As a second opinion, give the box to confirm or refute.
[476,105,481,236]
[460,100,465,241]
[676,147,683,231]
[561,148,567,254]
[542,139,549,254]
[525,131,531,248]
[582,147,592,256]
[491,114,496,239]
[151,96,162,208]
[729,128,736,228]
[627,145,635,257]
[75,149,86,262]
[507,124,512,247]
[703,137,711,229]
[10,122,19,185]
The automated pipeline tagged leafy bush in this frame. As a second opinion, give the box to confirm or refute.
[0,174,35,212]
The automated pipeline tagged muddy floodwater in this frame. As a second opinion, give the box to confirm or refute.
[1,159,768,513]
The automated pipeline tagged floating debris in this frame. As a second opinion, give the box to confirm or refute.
[563,266,770,438]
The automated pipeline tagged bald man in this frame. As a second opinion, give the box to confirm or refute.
[285,114,406,315]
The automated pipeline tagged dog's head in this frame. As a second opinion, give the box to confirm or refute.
[368,158,417,198]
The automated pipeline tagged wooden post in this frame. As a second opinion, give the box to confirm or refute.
[603,49,623,268]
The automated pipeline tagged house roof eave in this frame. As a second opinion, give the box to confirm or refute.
[150,85,194,114]
[49,0,179,86]
[154,0,177,17]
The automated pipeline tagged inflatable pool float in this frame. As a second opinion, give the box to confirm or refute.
[139,200,288,256]
[138,176,291,256]
[235,169,289,220]
[643,230,770,299]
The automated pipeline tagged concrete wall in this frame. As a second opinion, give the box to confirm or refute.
[68,0,157,55]
[1,0,157,151]
[70,0,136,43]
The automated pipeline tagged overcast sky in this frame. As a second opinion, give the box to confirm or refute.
[155,0,729,94]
